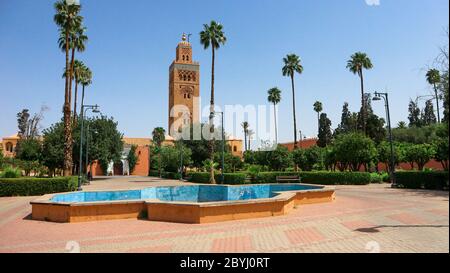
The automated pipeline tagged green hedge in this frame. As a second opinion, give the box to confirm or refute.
[394,171,449,190]
[188,172,248,185]
[189,172,210,183]
[188,171,372,185]
[251,171,371,185]
[149,170,182,180]
[0,177,78,197]
[300,172,371,185]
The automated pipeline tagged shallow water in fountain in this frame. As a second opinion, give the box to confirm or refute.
[50,184,322,203]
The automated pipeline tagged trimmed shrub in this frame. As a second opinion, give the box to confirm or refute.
[189,172,210,184]
[300,172,371,185]
[149,170,182,180]
[216,173,248,185]
[394,171,449,190]
[0,177,77,197]
[370,173,383,184]
[162,172,182,180]
[381,172,390,183]
[0,167,22,178]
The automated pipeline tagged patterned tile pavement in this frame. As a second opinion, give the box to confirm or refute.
[0,177,448,253]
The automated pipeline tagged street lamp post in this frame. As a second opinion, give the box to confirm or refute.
[373,92,396,187]
[78,104,100,191]
[214,111,225,184]
[85,123,89,182]
[415,94,436,106]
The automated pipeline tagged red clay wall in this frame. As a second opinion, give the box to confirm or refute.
[89,146,150,176]
[131,146,150,176]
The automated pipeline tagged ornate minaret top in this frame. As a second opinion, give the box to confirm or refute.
[176,33,192,63]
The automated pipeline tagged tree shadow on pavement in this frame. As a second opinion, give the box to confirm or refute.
[356,224,449,233]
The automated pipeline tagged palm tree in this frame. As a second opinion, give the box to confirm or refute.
[313,101,323,135]
[54,0,82,176]
[346,52,373,135]
[79,64,92,118]
[152,127,166,178]
[247,129,254,150]
[241,122,249,151]
[58,26,87,109]
[200,20,227,184]
[267,87,281,144]
[72,60,85,123]
[426,68,442,123]
[397,121,407,129]
[282,54,303,149]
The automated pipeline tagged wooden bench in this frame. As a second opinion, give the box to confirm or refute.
[276,176,301,183]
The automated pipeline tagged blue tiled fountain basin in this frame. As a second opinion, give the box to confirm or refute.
[51,184,322,203]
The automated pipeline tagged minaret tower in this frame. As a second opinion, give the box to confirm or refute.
[168,33,200,135]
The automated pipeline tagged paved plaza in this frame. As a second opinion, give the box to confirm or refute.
[0,176,448,253]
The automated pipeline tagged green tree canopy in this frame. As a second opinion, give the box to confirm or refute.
[421,99,437,126]
[317,113,332,147]
[403,143,436,170]
[333,133,377,171]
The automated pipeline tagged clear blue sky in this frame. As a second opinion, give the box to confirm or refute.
[0,0,448,144]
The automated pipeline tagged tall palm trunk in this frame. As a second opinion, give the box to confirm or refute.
[69,47,76,107]
[317,112,320,135]
[359,69,366,135]
[209,46,216,184]
[81,84,85,113]
[274,102,278,144]
[291,75,298,149]
[63,28,73,176]
[158,152,162,178]
[434,84,441,123]
[73,79,79,124]
[244,131,247,151]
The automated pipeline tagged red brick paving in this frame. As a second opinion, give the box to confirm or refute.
[0,178,448,253]
[211,235,253,253]
[285,227,326,245]
[340,220,376,231]
[387,213,427,225]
